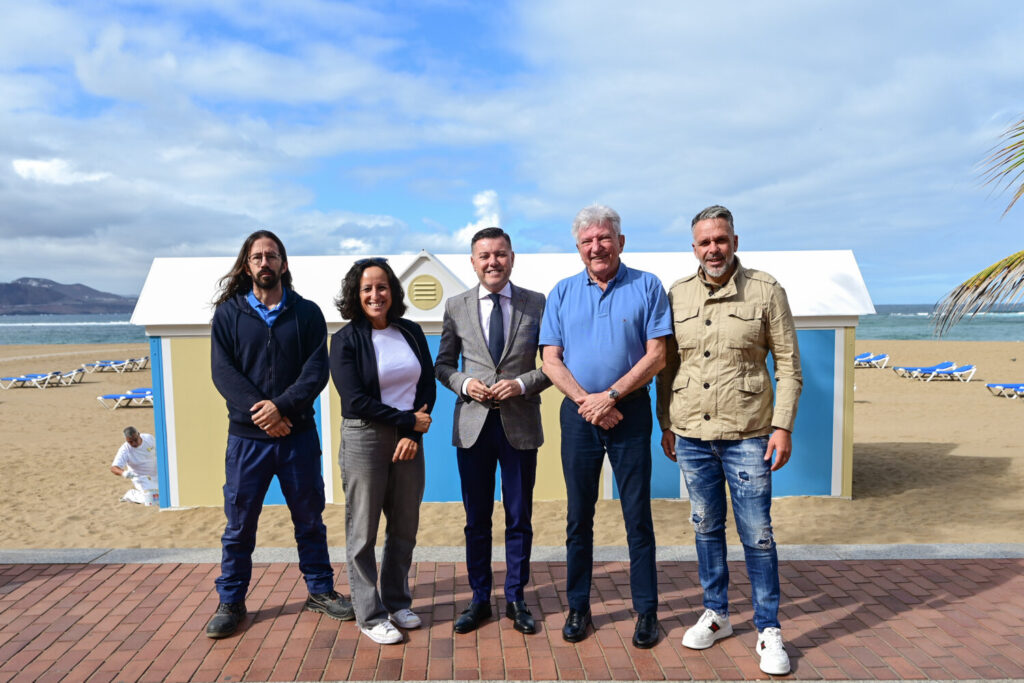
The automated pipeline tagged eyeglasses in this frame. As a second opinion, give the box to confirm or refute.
[249,252,281,265]
[355,257,388,266]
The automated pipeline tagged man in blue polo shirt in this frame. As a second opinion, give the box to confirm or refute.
[540,205,672,649]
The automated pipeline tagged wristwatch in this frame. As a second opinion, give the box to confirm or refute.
[607,389,620,402]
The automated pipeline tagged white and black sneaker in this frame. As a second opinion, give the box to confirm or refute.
[681,608,733,649]
[756,627,791,675]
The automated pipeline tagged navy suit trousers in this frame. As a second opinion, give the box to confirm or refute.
[456,409,537,604]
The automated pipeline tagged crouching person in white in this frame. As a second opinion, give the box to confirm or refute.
[655,206,801,675]
[110,426,159,506]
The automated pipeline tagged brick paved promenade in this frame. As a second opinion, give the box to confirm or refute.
[1,549,1022,682]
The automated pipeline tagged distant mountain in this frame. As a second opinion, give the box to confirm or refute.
[0,278,137,315]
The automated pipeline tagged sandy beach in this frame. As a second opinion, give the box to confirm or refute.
[1,339,1022,550]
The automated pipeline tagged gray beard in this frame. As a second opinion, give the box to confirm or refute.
[701,257,734,280]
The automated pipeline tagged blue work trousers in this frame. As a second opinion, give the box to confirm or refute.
[215,428,334,603]
[560,395,658,615]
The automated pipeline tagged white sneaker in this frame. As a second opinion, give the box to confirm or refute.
[389,608,422,629]
[756,627,791,675]
[682,608,733,649]
[360,620,403,645]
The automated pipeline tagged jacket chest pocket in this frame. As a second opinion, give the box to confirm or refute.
[672,306,701,355]
[723,304,764,348]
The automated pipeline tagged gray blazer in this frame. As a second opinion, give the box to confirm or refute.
[435,283,551,450]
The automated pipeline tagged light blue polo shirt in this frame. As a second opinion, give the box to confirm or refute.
[540,263,672,393]
[246,289,287,327]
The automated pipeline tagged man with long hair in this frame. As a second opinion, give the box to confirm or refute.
[205,230,353,639]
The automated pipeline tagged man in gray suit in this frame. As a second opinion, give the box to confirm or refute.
[435,227,551,635]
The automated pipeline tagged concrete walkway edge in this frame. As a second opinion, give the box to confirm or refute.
[1,542,1023,564]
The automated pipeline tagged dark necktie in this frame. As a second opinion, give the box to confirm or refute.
[487,292,504,365]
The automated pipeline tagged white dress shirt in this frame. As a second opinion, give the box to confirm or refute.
[460,283,526,397]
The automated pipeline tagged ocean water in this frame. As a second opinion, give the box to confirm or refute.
[0,314,147,345]
[857,304,1024,342]
[2,306,1023,344]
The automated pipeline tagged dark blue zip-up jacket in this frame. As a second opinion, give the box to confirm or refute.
[329,316,436,443]
[211,290,329,439]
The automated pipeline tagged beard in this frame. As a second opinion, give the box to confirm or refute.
[701,255,734,280]
[252,268,281,291]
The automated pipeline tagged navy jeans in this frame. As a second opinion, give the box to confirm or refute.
[215,428,334,603]
[560,396,657,614]
[674,434,780,630]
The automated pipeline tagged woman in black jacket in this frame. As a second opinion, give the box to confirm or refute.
[329,258,435,645]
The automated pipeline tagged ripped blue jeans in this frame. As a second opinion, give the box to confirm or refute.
[675,435,780,630]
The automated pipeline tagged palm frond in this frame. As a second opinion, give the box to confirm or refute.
[980,116,1024,216]
[933,250,1024,335]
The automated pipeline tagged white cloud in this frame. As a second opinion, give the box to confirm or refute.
[12,158,110,185]
[2,1,1024,304]
[452,190,501,246]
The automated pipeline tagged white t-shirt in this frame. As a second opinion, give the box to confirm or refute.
[371,326,421,411]
[112,433,158,478]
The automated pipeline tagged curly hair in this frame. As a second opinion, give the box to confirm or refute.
[214,230,292,306]
[335,258,407,322]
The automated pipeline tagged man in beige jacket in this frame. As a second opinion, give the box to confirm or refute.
[655,205,801,675]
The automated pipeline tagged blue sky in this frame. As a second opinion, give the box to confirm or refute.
[2,0,1023,303]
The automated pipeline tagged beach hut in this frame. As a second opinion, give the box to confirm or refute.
[131,250,874,509]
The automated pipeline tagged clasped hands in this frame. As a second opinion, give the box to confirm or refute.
[576,392,622,430]
[465,378,522,403]
[251,399,291,437]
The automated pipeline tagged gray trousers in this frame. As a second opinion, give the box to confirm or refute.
[339,418,424,627]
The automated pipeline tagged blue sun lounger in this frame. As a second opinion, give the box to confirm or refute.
[83,361,115,373]
[3,370,82,389]
[854,352,872,363]
[97,387,153,410]
[0,375,30,389]
[854,353,889,368]
[922,364,976,382]
[5,372,61,389]
[986,382,1024,397]
[58,368,85,385]
[892,361,955,378]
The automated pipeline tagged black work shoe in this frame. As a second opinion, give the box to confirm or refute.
[562,607,592,643]
[632,611,659,649]
[454,601,492,634]
[305,591,355,621]
[505,600,536,634]
[205,602,246,639]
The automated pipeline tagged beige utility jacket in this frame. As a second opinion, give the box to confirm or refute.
[656,259,802,440]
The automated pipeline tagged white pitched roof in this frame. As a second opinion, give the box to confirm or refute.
[131,249,874,328]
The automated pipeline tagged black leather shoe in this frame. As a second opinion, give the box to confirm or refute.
[205,602,246,639]
[305,591,356,621]
[505,600,536,634]
[454,602,492,634]
[632,611,659,649]
[561,607,591,643]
